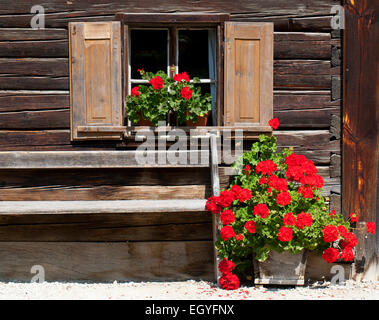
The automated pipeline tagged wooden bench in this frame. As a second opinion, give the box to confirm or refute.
[0,135,221,282]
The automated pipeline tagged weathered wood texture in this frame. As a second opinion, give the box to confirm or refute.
[0,167,212,200]
[0,241,214,281]
[343,0,379,280]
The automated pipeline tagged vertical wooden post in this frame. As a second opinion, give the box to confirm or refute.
[343,0,379,280]
[210,134,221,283]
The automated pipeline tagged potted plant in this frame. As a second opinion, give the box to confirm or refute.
[206,118,376,290]
[125,69,212,126]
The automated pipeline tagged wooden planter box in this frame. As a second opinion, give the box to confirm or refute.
[253,250,308,286]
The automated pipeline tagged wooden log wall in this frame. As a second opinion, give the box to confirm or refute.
[0,0,343,281]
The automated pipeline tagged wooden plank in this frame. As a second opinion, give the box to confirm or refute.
[343,0,379,280]
[0,185,210,201]
[0,241,214,281]
[0,217,212,242]
[210,134,221,283]
[0,93,69,112]
[0,200,207,215]
[0,58,68,76]
[0,109,69,129]
[0,150,210,169]
[0,167,211,188]
[0,40,68,57]
[0,76,68,90]
[0,28,68,41]
[274,32,331,60]
[0,1,341,16]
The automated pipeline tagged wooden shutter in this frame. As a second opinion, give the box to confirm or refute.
[224,22,273,127]
[69,22,124,141]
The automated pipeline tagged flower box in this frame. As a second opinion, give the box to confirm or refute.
[253,249,308,286]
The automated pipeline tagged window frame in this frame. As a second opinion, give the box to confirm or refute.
[115,13,230,127]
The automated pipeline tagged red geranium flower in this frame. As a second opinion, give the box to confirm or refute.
[268,175,288,192]
[337,225,349,238]
[236,233,244,241]
[256,160,277,176]
[130,86,140,97]
[259,176,268,185]
[218,258,235,274]
[341,247,354,262]
[329,210,336,217]
[297,185,314,199]
[268,118,280,130]
[215,190,236,208]
[180,86,193,99]
[243,165,251,175]
[350,213,358,223]
[173,72,190,82]
[340,232,358,248]
[237,188,252,202]
[253,203,270,219]
[219,272,240,290]
[244,220,256,233]
[278,226,293,242]
[283,212,296,226]
[149,76,164,90]
[367,222,376,234]
[220,225,235,241]
[230,185,242,196]
[295,212,313,229]
[276,191,291,206]
[322,247,340,263]
[205,195,222,214]
[220,209,235,226]
[322,225,339,242]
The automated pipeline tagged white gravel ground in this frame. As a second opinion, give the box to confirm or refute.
[0,279,377,300]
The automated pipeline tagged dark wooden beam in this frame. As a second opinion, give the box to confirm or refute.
[343,0,379,280]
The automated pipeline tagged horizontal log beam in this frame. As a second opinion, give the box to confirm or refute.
[0,241,214,281]
[0,150,211,169]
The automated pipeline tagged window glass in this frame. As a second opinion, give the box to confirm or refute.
[130,30,168,79]
[178,30,209,79]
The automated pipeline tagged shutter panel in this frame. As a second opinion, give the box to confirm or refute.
[224,22,273,127]
[69,22,123,141]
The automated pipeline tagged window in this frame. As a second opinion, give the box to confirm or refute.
[128,27,217,125]
[68,15,273,141]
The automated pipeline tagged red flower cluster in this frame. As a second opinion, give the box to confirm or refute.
[322,224,361,263]
[278,226,293,242]
[268,118,280,130]
[268,175,288,192]
[295,212,313,229]
[219,272,240,290]
[322,248,340,263]
[367,222,376,234]
[253,203,270,219]
[173,72,190,82]
[220,225,235,241]
[322,225,339,242]
[276,191,291,206]
[218,259,239,290]
[220,209,235,225]
[256,160,277,176]
[283,212,296,226]
[284,152,324,200]
[130,86,140,97]
[149,76,164,90]
[244,220,256,233]
[205,186,252,215]
[243,165,251,175]
[180,86,193,100]
[349,213,358,223]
